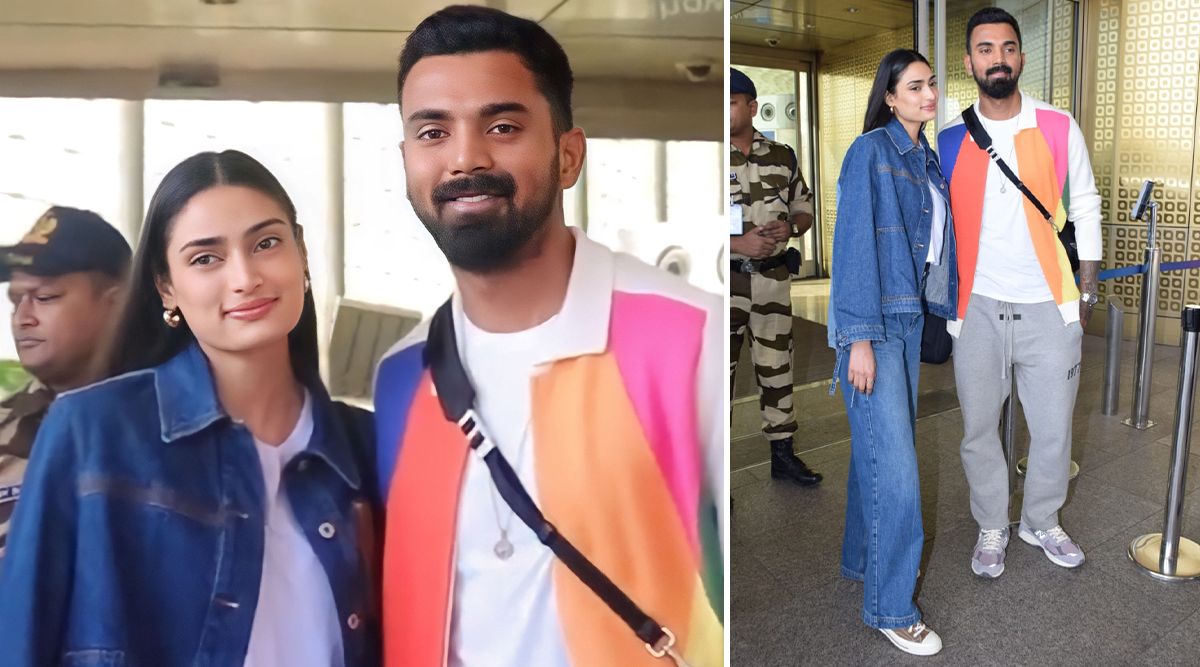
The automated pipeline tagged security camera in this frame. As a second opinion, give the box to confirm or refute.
[677,59,716,82]
[765,37,781,47]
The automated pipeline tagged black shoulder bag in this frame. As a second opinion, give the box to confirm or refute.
[961,106,1080,273]
[422,300,692,666]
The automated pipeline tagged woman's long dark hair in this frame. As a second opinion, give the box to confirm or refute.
[862,49,932,135]
[108,150,319,385]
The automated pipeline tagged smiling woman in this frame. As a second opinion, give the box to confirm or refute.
[0,150,382,666]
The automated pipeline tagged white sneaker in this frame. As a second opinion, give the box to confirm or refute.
[879,620,943,656]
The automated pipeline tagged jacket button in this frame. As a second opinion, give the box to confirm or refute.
[347,613,361,630]
[318,522,336,539]
[297,459,310,472]
[923,208,930,213]
[940,183,945,190]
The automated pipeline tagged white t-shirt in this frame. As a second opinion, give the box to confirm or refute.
[971,111,1054,303]
[448,312,571,667]
[244,390,345,667]
[926,180,947,265]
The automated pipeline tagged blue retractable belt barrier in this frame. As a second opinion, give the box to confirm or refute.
[1093,259,1200,283]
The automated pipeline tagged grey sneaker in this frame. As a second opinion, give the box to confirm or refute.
[1018,523,1085,568]
[971,527,1009,578]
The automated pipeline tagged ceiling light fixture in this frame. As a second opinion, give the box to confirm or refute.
[846,6,860,13]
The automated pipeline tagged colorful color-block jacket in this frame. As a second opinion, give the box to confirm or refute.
[938,93,1102,331]
[373,228,725,667]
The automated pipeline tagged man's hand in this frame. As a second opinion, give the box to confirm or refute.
[791,212,814,237]
[758,220,792,244]
[731,228,776,258]
[1078,260,1100,328]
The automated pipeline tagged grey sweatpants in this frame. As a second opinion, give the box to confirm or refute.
[954,293,1082,531]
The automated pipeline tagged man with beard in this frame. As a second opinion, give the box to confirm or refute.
[938,7,1101,578]
[372,6,724,666]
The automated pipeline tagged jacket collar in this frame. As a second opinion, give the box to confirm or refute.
[451,226,613,367]
[883,115,927,155]
[730,129,773,158]
[153,343,361,489]
[968,91,1037,133]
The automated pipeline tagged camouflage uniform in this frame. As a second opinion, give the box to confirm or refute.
[730,131,813,441]
[0,380,54,559]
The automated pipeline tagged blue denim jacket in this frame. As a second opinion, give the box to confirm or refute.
[828,116,958,353]
[0,343,380,667]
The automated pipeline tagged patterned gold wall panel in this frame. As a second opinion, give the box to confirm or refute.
[941,4,981,120]
[816,27,914,274]
[1052,0,1076,109]
[1086,0,1200,324]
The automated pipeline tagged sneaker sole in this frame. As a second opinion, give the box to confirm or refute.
[971,560,1005,578]
[1018,528,1084,568]
[879,628,942,656]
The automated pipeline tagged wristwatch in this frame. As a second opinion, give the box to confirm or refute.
[1080,291,1099,307]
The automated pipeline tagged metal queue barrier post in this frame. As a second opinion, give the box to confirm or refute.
[1010,369,1081,481]
[1102,301,1124,416]
[1126,180,1161,430]
[1128,304,1200,580]
[1002,373,1017,500]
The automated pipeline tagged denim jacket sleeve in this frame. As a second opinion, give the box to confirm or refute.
[830,134,886,348]
[0,402,77,666]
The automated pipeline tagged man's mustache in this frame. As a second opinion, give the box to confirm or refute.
[987,64,1013,77]
[432,172,516,202]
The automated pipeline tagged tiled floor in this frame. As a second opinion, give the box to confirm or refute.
[732,294,1200,665]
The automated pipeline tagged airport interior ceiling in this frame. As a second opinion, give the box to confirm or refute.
[0,0,723,140]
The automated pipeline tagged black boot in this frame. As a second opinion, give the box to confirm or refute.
[770,438,822,486]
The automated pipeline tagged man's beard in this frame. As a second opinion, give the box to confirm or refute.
[975,63,1020,100]
[409,158,560,273]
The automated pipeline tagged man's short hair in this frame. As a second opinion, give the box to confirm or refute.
[966,7,1022,52]
[397,5,575,136]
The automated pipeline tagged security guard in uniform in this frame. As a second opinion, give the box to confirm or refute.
[729,67,821,486]
[0,206,131,558]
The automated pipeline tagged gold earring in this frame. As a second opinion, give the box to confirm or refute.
[889,106,895,114]
[304,276,311,293]
[163,307,181,328]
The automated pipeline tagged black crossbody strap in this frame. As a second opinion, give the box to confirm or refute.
[423,301,689,665]
[961,106,1059,231]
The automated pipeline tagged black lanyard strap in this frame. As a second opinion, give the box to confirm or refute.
[424,300,688,664]
[961,106,1058,231]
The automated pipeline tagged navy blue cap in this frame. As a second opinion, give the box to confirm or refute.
[730,68,757,99]
[0,207,132,282]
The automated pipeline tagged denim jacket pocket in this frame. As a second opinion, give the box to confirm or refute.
[62,649,126,667]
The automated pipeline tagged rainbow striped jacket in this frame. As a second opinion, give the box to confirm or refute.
[373,229,725,667]
[938,93,1102,331]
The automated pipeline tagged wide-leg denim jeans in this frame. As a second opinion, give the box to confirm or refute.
[837,311,924,629]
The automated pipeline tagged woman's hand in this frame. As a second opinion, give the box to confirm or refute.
[847,340,876,394]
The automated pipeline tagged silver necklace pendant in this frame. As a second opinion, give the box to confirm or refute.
[494,531,515,560]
